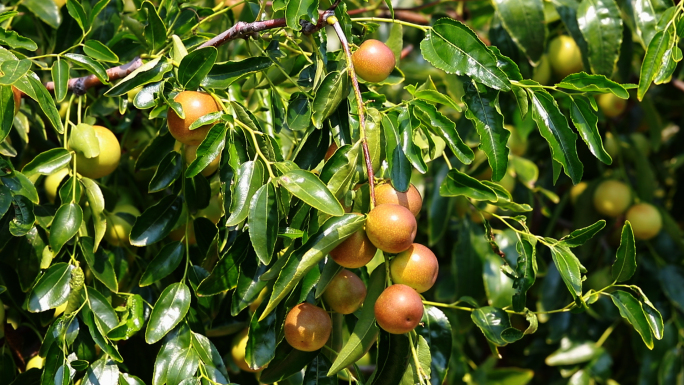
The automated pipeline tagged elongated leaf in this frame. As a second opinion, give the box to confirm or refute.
[51,59,69,102]
[28,263,74,312]
[83,40,119,63]
[231,257,269,316]
[528,88,583,184]
[312,71,350,128]
[0,29,37,51]
[226,160,264,226]
[21,149,71,177]
[411,89,461,112]
[492,0,546,63]
[259,343,319,383]
[0,86,12,144]
[413,99,474,165]
[197,236,250,296]
[286,92,312,131]
[260,214,365,320]
[246,295,278,370]
[178,47,217,90]
[637,29,672,100]
[0,59,31,85]
[50,203,83,254]
[130,194,183,247]
[416,306,452,385]
[66,0,88,32]
[634,0,673,47]
[461,81,508,180]
[24,0,61,29]
[420,18,510,91]
[16,73,63,134]
[142,1,167,53]
[201,57,273,89]
[612,221,636,283]
[611,290,654,349]
[140,242,184,287]
[185,123,227,178]
[328,266,385,375]
[166,348,200,385]
[285,0,319,31]
[82,357,119,385]
[249,183,279,265]
[278,169,344,216]
[471,306,523,346]
[512,236,537,312]
[577,0,623,76]
[81,177,106,250]
[560,220,606,247]
[439,168,497,201]
[106,57,173,96]
[569,95,612,165]
[146,282,192,344]
[80,237,118,292]
[64,54,109,84]
[368,332,411,385]
[549,244,582,298]
[556,73,629,98]
[149,151,182,192]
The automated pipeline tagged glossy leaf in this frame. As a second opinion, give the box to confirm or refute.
[512,236,537,312]
[259,343,318,384]
[545,340,599,366]
[50,59,68,102]
[106,57,173,96]
[201,57,273,89]
[611,290,654,349]
[28,263,74,312]
[145,282,192,344]
[139,242,184,287]
[413,99,474,165]
[471,306,523,346]
[130,194,183,247]
[82,356,119,385]
[166,348,200,385]
[50,203,83,255]
[568,95,612,165]
[83,40,119,63]
[249,183,279,265]
[64,54,109,84]
[560,220,606,247]
[461,81,509,181]
[312,71,350,128]
[278,169,344,216]
[439,168,498,201]
[492,0,546,63]
[417,306,452,385]
[246,293,278,370]
[197,236,250,296]
[633,0,673,47]
[637,29,672,100]
[286,92,312,132]
[80,237,117,292]
[81,177,106,250]
[16,73,63,134]
[285,0,319,31]
[260,214,365,320]
[304,354,334,385]
[420,18,511,91]
[142,1,167,53]
[185,123,227,178]
[612,221,636,283]
[24,0,61,29]
[9,195,35,237]
[231,255,269,316]
[549,244,583,298]
[149,151,182,193]
[0,86,12,144]
[226,160,264,226]
[178,47,217,90]
[577,0,623,76]
[527,88,583,184]
[556,73,629,98]
[0,59,29,85]
[368,332,411,385]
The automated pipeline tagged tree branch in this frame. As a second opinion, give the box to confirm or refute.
[44,57,144,96]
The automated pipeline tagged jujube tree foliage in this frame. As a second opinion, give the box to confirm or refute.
[0,0,683,384]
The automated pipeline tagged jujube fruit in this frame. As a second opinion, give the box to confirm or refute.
[44,167,70,204]
[593,180,631,217]
[390,243,439,293]
[104,203,141,247]
[365,204,417,254]
[329,227,377,268]
[322,269,367,314]
[374,284,424,334]
[570,181,588,205]
[167,91,220,146]
[74,125,121,179]
[375,183,423,217]
[598,93,627,118]
[532,54,551,85]
[184,144,221,177]
[230,328,262,372]
[284,303,332,352]
[548,35,583,79]
[626,203,662,240]
[352,39,396,83]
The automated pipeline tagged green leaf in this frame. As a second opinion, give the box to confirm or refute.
[81,177,106,250]
[80,237,118,293]
[382,116,412,192]
[9,195,34,236]
[527,88,583,184]
[556,72,629,98]
[15,73,63,134]
[88,287,119,332]
[0,29,37,51]
[142,1,167,53]
[1,171,39,204]
[411,89,462,112]
[492,0,546,63]
[24,0,61,29]
[225,160,264,226]
[185,123,226,178]
[130,194,183,247]
[49,203,83,255]
[64,54,109,85]
[83,40,119,63]
[420,18,511,91]
[197,236,250,296]
[69,123,100,159]
[139,242,184,287]
[178,47,217,90]
[439,168,498,201]
[545,341,599,366]
[512,235,537,312]
[259,343,319,384]
[612,221,636,283]
[231,256,269,316]
[246,295,278,370]
[385,108,427,173]
[321,142,360,200]
[568,95,612,165]
[145,282,192,344]
[21,148,71,177]
[278,170,344,216]
[0,86,12,144]
[27,263,74,312]
[51,59,69,102]
[637,29,672,100]
[633,0,673,47]
[412,99,474,165]
[461,81,509,181]
[108,294,145,341]
[304,355,334,385]
[312,71,350,128]
[0,59,31,85]
[400,335,431,385]
[149,151,182,193]
[286,92,312,131]
[629,285,665,340]
[328,266,385,375]
[610,290,654,349]
[249,183,279,265]
[260,214,365,320]
[577,0,623,76]
[549,244,583,298]
[105,57,173,96]
[560,220,606,247]
[368,332,411,385]
[201,57,274,89]
[471,306,523,346]
[659,266,684,313]
[66,0,88,32]
[416,306,452,385]
[82,356,120,385]
[285,0,319,31]
[166,348,200,385]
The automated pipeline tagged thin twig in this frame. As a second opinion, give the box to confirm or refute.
[44,57,143,96]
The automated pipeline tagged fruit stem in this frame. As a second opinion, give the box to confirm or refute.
[234,119,276,179]
[327,16,377,209]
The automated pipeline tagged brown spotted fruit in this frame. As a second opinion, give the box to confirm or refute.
[322,269,367,314]
[284,303,332,352]
[374,284,424,334]
[365,204,417,254]
[375,183,423,217]
[390,243,438,293]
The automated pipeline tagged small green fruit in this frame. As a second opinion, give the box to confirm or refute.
[593,180,631,217]
[626,203,662,240]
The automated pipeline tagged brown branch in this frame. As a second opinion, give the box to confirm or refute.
[673,79,684,93]
[44,57,143,96]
